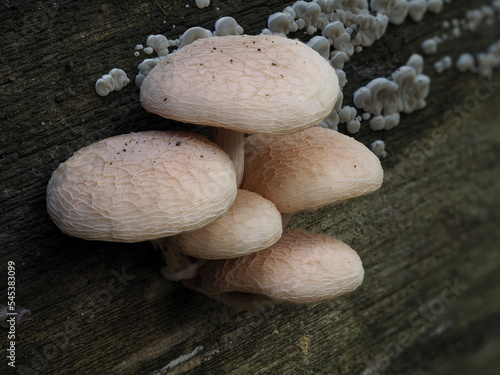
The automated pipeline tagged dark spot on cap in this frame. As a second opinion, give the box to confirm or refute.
[164,98,167,101]
[176,141,182,146]
[257,48,261,51]
[200,155,204,158]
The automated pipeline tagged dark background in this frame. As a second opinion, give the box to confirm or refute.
[1,1,499,374]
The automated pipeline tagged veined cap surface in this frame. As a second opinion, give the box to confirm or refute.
[168,189,282,259]
[242,127,383,213]
[47,131,237,242]
[198,229,364,304]
[140,35,339,134]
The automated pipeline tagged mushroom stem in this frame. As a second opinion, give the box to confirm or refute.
[151,239,205,281]
[210,128,244,188]
[281,213,295,229]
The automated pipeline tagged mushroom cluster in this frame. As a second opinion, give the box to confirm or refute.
[48,35,383,308]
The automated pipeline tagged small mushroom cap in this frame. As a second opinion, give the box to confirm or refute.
[194,229,364,304]
[242,127,383,213]
[47,131,237,242]
[167,189,282,259]
[140,35,339,135]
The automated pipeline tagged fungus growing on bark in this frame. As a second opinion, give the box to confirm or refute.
[162,189,282,259]
[242,127,383,214]
[95,68,130,96]
[213,17,244,36]
[140,34,339,134]
[183,229,364,309]
[46,131,237,242]
[141,34,340,185]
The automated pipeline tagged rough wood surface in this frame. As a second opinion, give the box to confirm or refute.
[1,1,500,374]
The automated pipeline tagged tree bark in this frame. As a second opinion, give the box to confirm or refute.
[1,1,500,374]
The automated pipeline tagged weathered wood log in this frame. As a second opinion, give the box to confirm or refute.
[1,0,500,374]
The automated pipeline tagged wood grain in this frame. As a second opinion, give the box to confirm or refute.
[1,1,500,374]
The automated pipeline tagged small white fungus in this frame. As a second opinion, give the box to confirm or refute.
[195,0,210,9]
[307,36,330,60]
[146,34,170,56]
[347,119,361,134]
[268,12,297,35]
[369,115,386,131]
[214,17,244,36]
[408,0,427,22]
[421,38,438,55]
[95,68,130,97]
[476,39,500,77]
[371,140,388,158]
[456,53,475,72]
[335,69,347,88]
[427,0,444,14]
[370,0,410,25]
[179,27,212,48]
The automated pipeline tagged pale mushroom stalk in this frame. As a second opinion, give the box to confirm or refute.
[210,127,244,187]
[152,238,205,281]
[46,131,238,280]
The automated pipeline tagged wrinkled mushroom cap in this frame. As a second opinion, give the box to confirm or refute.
[242,127,383,213]
[167,189,282,259]
[194,229,364,304]
[47,131,237,242]
[140,35,339,134]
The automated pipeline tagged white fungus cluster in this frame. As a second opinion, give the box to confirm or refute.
[146,34,174,56]
[370,0,409,25]
[477,39,500,77]
[95,68,130,97]
[265,1,389,50]
[423,2,499,59]
[95,0,500,157]
[130,17,244,87]
[135,58,165,87]
[353,54,430,131]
